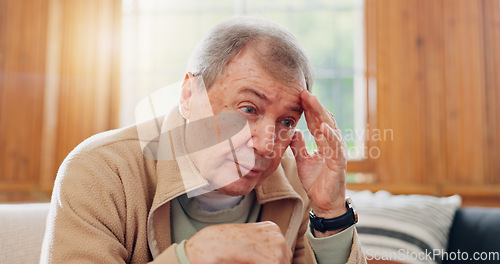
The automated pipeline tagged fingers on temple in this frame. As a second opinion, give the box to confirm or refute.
[301,91,338,135]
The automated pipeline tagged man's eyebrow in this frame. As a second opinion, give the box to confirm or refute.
[240,87,303,113]
[240,87,269,101]
[290,106,303,114]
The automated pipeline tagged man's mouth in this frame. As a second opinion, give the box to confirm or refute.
[235,162,265,177]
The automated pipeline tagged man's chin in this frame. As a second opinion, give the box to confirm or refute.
[216,177,259,196]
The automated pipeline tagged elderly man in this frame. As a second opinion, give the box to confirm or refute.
[41,17,365,263]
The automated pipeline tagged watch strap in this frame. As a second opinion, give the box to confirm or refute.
[309,198,358,232]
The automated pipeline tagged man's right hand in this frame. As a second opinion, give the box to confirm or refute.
[185,221,292,264]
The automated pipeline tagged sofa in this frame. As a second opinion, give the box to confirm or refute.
[347,190,500,264]
[444,207,500,264]
[0,200,499,264]
[0,203,50,264]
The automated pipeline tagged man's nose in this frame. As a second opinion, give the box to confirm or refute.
[248,119,275,156]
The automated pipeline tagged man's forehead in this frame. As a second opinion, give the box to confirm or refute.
[227,45,307,90]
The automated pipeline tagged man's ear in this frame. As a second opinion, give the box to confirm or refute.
[180,73,195,119]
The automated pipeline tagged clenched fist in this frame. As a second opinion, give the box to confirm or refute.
[185,221,292,264]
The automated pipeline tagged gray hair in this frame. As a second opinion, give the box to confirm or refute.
[186,16,314,91]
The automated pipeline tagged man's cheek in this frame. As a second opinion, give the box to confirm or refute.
[276,128,295,143]
[268,141,292,160]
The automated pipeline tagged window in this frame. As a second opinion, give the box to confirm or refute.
[121,0,366,161]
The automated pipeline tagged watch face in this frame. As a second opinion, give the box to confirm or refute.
[346,197,356,209]
[346,197,359,224]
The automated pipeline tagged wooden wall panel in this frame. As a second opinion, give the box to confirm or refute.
[415,0,447,187]
[0,0,121,201]
[0,0,48,195]
[356,0,500,206]
[370,0,446,188]
[443,0,487,186]
[373,0,420,184]
[483,0,500,185]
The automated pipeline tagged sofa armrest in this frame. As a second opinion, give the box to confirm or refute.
[445,207,500,263]
[0,203,51,264]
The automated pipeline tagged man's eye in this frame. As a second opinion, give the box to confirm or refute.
[280,119,295,128]
[240,106,256,114]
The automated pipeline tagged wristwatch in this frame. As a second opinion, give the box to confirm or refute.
[309,197,358,233]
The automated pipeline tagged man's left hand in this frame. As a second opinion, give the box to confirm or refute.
[290,90,348,237]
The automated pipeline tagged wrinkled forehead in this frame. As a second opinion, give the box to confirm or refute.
[221,43,307,92]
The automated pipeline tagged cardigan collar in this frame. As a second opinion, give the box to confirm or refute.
[151,108,302,208]
[146,108,304,257]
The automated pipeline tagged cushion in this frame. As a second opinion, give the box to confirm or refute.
[346,190,461,264]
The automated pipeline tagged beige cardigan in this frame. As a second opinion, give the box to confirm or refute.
[41,109,366,264]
